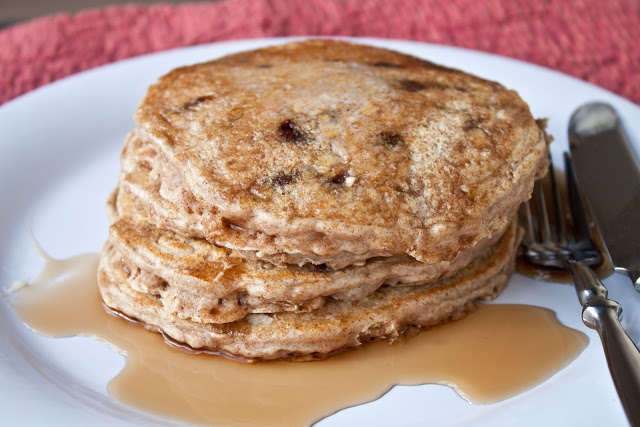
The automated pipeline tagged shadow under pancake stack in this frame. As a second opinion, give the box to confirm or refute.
[98,40,550,362]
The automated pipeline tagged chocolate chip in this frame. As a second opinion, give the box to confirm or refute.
[396,79,426,92]
[463,118,487,132]
[330,171,350,185]
[183,95,215,110]
[379,132,404,147]
[279,119,306,143]
[271,170,300,186]
[257,64,272,68]
[463,119,478,131]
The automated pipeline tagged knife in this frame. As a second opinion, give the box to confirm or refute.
[569,102,640,292]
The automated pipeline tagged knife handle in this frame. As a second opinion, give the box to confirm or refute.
[568,260,640,426]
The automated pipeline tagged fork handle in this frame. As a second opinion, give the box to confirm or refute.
[567,260,640,426]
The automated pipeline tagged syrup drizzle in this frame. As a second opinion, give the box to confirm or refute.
[11,251,588,426]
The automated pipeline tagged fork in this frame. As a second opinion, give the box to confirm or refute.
[520,153,640,426]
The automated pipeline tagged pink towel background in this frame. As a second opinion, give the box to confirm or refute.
[0,0,638,106]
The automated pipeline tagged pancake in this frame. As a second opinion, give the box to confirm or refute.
[98,219,521,362]
[135,39,548,265]
[106,214,507,324]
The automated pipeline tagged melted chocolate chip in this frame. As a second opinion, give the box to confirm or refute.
[279,120,306,143]
[396,79,426,92]
[379,132,404,147]
[463,118,486,132]
[183,95,215,110]
[271,171,300,186]
[463,119,478,131]
[257,64,273,68]
[330,171,350,185]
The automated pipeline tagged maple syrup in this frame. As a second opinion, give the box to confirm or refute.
[12,251,588,426]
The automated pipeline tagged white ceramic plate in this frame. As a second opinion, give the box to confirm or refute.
[1,38,639,426]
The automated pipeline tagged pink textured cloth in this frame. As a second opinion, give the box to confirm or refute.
[1,0,639,105]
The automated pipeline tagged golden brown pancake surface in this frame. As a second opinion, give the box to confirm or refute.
[135,40,548,263]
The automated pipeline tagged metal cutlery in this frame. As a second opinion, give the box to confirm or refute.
[519,153,640,426]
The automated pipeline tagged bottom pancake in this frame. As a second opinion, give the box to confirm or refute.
[98,221,521,362]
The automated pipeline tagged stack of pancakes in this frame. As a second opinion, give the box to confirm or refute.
[98,40,549,361]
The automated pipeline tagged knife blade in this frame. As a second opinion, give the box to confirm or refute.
[569,102,640,291]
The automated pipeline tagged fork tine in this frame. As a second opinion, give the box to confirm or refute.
[548,155,568,246]
[520,153,602,268]
[519,200,536,246]
[534,178,552,245]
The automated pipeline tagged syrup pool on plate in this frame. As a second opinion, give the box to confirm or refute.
[12,250,588,426]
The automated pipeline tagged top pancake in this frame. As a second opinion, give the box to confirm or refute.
[136,39,548,264]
